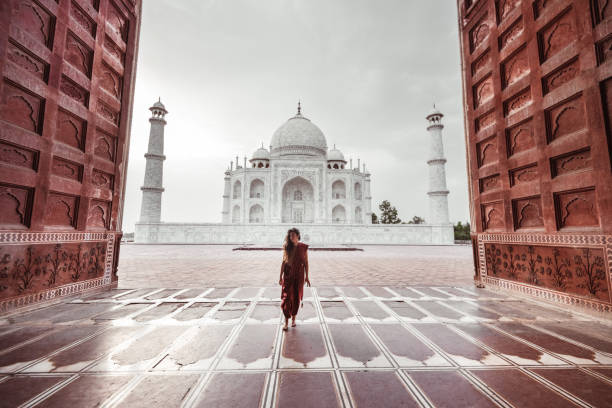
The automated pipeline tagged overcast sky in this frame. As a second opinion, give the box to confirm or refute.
[121,0,469,232]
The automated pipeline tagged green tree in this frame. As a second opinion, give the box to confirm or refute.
[454,221,471,240]
[407,215,425,224]
[379,200,401,224]
[371,212,379,224]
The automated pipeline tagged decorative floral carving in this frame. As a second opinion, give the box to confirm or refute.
[52,157,82,181]
[70,1,96,37]
[104,35,124,65]
[551,148,591,177]
[504,88,531,116]
[477,136,497,167]
[547,95,585,142]
[88,200,110,229]
[539,9,576,61]
[506,119,534,156]
[473,76,494,108]
[543,58,579,94]
[97,101,119,125]
[471,50,491,75]
[555,188,599,228]
[7,40,48,81]
[0,141,37,170]
[100,64,122,98]
[0,241,107,296]
[107,3,129,41]
[497,0,521,22]
[45,193,78,228]
[65,32,93,76]
[60,76,89,107]
[92,169,113,189]
[479,174,500,193]
[499,18,523,50]
[1,81,44,134]
[470,19,490,51]
[484,243,608,300]
[482,202,504,230]
[15,0,54,47]
[513,196,543,229]
[0,184,31,228]
[476,110,496,132]
[56,109,85,150]
[502,47,529,88]
[510,164,538,186]
[94,132,116,162]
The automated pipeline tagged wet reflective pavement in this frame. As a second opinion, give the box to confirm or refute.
[0,286,610,407]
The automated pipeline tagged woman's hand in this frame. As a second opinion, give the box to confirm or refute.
[279,278,283,286]
[305,277,311,287]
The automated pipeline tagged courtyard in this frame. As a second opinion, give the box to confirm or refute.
[117,244,475,288]
[0,245,611,407]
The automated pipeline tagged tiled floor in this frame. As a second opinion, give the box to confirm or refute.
[117,244,475,288]
[0,286,611,407]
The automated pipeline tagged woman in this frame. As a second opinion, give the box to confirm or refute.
[279,227,310,331]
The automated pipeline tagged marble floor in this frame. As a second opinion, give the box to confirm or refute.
[0,286,611,407]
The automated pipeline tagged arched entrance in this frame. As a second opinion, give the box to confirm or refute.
[332,204,346,223]
[249,204,264,223]
[282,176,314,223]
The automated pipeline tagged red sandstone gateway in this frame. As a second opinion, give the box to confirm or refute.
[457,0,612,313]
[0,0,142,312]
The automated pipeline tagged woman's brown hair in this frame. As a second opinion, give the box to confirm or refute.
[283,227,301,262]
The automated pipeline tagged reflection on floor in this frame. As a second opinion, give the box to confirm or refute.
[0,286,611,407]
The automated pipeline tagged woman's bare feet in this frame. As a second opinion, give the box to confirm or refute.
[291,316,296,327]
[282,318,289,331]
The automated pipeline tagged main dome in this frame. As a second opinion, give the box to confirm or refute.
[270,108,327,157]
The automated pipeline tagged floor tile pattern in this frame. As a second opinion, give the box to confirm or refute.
[0,286,610,407]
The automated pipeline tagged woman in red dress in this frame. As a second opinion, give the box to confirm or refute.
[279,228,310,331]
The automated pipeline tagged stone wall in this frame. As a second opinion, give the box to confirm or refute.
[134,223,455,246]
[457,0,612,313]
[0,0,142,312]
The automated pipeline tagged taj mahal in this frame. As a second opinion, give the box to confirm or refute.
[134,101,454,245]
[222,103,372,226]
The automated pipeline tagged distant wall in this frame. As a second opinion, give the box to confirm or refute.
[134,223,455,246]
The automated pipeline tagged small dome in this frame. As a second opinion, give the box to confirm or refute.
[151,98,167,112]
[251,146,270,161]
[426,105,443,119]
[327,145,345,162]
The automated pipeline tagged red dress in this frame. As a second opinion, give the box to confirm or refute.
[280,242,308,318]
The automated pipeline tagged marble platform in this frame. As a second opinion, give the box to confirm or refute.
[0,286,611,407]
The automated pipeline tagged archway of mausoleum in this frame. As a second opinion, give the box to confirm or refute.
[249,204,264,223]
[250,179,264,198]
[233,180,242,199]
[332,180,346,199]
[332,204,346,224]
[232,205,241,223]
[354,182,362,200]
[355,206,363,223]
[282,176,314,223]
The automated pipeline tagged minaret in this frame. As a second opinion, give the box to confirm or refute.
[139,99,168,223]
[426,106,450,224]
[222,169,231,223]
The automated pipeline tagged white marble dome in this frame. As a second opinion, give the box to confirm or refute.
[270,113,327,156]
